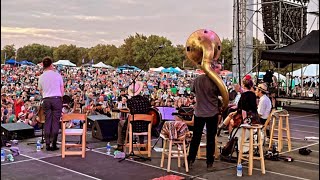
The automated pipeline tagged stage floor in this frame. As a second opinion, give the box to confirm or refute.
[1,111,319,180]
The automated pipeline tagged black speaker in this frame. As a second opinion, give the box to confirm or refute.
[92,119,119,141]
[1,123,35,140]
[261,0,307,49]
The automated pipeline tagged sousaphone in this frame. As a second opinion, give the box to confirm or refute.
[185,29,229,110]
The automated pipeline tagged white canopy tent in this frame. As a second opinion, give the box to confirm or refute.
[92,62,113,69]
[149,66,165,72]
[53,60,76,67]
[175,67,182,72]
[287,64,319,77]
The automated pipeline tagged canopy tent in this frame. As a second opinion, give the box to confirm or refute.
[130,66,141,71]
[260,30,319,68]
[149,66,165,72]
[92,62,113,69]
[53,60,76,67]
[5,59,20,65]
[19,60,35,66]
[287,64,319,77]
[175,67,182,72]
[252,72,286,81]
[161,67,180,73]
[117,64,134,70]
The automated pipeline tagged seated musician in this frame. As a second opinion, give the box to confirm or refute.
[91,102,112,117]
[218,76,257,135]
[174,106,195,131]
[115,81,151,152]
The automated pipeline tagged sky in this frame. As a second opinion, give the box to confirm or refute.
[1,0,319,49]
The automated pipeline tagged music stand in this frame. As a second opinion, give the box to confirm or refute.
[119,45,163,162]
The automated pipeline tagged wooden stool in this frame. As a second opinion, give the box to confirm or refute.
[160,134,189,173]
[269,113,291,152]
[238,124,265,176]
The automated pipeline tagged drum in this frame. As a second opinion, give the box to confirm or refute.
[148,107,162,128]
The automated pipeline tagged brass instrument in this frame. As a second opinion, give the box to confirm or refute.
[185,29,229,110]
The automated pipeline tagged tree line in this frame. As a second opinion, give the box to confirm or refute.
[1,33,299,73]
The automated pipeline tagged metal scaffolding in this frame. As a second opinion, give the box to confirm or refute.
[232,0,309,84]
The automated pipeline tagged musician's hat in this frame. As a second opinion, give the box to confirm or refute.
[128,81,144,96]
[256,83,269,93]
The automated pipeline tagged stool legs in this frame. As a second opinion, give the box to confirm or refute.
[278,116,283,152]
[237,128,246,165]
[167,140,173,172]
[238,126,265,176]
[269,117,276,150]
[160,138,189,173]
[183,140,189,172]
[257,129,266,174]
[285,116,292,151]
[248,129,254,176]
[160,139,167,168]
[269,114,291,152]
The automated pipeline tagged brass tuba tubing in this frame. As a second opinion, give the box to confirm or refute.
[186,29,229,110]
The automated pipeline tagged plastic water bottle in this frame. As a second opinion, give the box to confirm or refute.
[106,142,111,155]
[36,139,41,152]
[237,163,243,177]
[1,149,5,162]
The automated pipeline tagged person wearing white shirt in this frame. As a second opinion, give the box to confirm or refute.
[255,83,272,125]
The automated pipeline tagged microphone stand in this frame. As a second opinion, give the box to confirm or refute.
[119,46,163,162]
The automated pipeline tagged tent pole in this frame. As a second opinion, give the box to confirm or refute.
[301,64,303,96]
[290,63,293,97]
[277,62,280,97]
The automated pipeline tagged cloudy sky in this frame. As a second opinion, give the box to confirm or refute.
[1,0,318,49]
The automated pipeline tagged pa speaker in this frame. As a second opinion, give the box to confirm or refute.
[1,123,35,140]
[92,119,119,141]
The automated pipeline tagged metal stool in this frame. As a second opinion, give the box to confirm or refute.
[269,112,291,152]
[238,124,265,176]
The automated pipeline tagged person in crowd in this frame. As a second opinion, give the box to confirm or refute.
[187,62,222,171]
[38,57,64,151]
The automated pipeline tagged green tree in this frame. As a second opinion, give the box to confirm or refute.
[1,44,16,63]
[17,43,53,64]
[53,44,79,65]
[221,38,233,70]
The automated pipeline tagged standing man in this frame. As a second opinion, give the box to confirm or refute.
[187,62,221,171]
[38,57,64,151]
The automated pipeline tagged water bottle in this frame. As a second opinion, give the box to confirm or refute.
[106,142,111,155]
[1,149,6,162]
[36,139,41,152]
[237,163,243,177]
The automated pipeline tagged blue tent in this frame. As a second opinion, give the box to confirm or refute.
[161,67,180,73]
[20,60,35,66]
[130,66,141,71]
[5,59,20,65]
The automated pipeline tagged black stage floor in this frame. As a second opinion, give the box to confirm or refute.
[1,111,319,180]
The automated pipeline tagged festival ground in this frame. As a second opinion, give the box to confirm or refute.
[1,110,319,180]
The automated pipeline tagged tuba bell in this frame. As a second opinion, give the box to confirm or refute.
[185,29,229,110]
